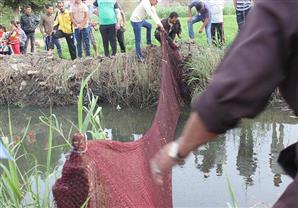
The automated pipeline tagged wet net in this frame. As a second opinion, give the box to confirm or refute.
[53,34,183,208]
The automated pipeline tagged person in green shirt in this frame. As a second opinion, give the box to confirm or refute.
[93,0,120,57]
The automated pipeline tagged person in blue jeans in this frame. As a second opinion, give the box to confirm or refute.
[130,0,164,62]
[70,0,90,58]
[188,0,211,45]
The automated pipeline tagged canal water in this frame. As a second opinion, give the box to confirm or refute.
[0,103,297,207]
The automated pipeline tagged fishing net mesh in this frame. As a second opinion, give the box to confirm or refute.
[53,34,183,208]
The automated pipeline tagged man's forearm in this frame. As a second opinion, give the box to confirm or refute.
[200,17,209,30]
[177,112,217,158]
[188,8,192,19]
[70,13,77,25]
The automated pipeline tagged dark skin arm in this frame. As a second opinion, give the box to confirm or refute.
[150,112,217,185]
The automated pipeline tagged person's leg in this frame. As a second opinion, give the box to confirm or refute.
[11,43,20,54]
[23,33,30,54]
[188,14,202,39]
[243,8,251,26]
[131,21,143,59]
[211,23,216,46]
[107,24,117,56]
[100,25,110,57]
[30,32,35,53]
[44,36,49,51]
[141,20,152,45]
[82,27,91,57]
[88,26,97,56]
[117,28,126,53]
[65,32,77,60]
[74,29,83,58]
[236,9,245,31]
[218,23,224,47]
[205,18,212,46]
[53,36,62,58]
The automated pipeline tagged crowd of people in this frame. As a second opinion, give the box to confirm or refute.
[0,0,254,61]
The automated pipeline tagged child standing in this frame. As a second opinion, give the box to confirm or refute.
[7,21,21,55]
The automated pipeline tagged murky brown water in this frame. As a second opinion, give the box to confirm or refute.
[0,103,297,207]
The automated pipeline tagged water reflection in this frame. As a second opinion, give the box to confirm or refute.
[270,122,285,187]
[1,104,298,207]
[194,136,226,178]
[236,123,257,186]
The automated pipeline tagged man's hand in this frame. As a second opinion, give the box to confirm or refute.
[115,23,120,30]
[150,142,178,185]
[158,24,165,32]
[188,17,193,23]
[199,27,204,33]
[122,26,126,32]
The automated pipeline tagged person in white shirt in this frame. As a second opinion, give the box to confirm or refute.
[208,0,225,47]
[70,0,91,57]
[130,0,164,62]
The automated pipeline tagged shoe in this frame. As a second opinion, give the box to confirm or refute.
[146,44,156,48]
[137,56,145,63]
[187,39,195,44]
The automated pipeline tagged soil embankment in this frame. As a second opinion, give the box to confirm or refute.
[0,44,221,107]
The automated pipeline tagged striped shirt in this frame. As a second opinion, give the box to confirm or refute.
[236,0,252,11]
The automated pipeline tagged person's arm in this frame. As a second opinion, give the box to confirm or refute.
[39,15,45,36]
[121,9,126,31]
[233,0,237,9]
[151,0,289,185]
[188,3,193,22]
[34,15,40,27]
[20,16,25,30]
[114,3,121,30]
[142,0,163,28]
[199,17,209,33]
[79,6,89,29]
[69,6,78,27]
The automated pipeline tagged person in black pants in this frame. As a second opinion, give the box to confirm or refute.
[94,0,120,57]
[53,1,76,60]
[20,5,39,53]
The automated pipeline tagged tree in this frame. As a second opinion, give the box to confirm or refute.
[0,0,55,12]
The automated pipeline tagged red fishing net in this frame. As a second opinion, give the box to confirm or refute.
[53,34,183,208]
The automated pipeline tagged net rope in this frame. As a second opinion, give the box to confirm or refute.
[53,33,183,208]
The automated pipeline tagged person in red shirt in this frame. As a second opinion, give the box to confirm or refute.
[7,20,21,55]
[0,25,5,38]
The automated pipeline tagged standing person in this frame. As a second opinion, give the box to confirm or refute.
[155,12,182,49]
[130,0,164,62]
[39,4,62,58]
[20,5,39,53]
[7,20,21,55]
[53,1,77,60]
[16,21,27,54]
[93,0,120,58]
[209,0,224,47]
[151,1,298,207]
[82,0,98,56]
[233,0,254,31]
[116,1,126,53]
[187,0,211,45]
[70,0,91,58]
